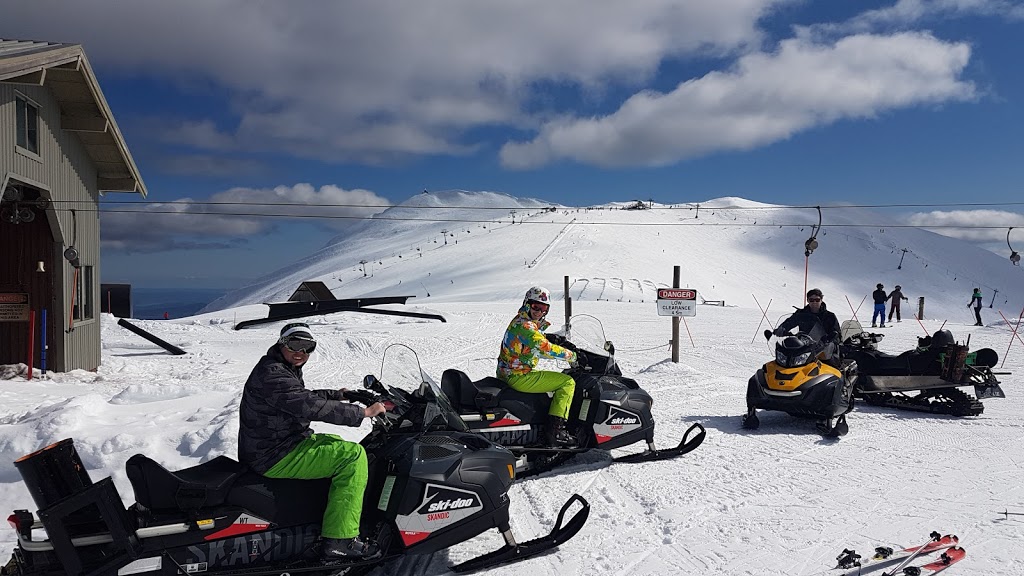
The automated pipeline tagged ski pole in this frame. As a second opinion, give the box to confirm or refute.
[914,314,928,336]
[882,531,942,576]
[1000,509,1024,519]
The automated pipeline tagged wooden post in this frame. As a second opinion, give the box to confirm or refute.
[918,297,925,321]
[564,275,571,330]
[672,266,680,363]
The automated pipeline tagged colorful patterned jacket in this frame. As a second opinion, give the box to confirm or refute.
[496,304,577,379]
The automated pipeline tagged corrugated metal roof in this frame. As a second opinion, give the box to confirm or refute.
[0,38,147,197]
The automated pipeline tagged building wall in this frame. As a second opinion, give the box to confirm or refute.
[1,82,102,371]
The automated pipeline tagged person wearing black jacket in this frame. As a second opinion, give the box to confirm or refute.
[871,283,889,328]
[238,322,386,559]
[774,289,842,361]
[888,285,909,323]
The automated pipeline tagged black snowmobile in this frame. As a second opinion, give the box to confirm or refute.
[839,320,1006,417]
[744,311,858,437]
[438,314,706,477]
[0,344,589,576]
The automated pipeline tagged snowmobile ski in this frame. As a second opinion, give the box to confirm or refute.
[614,422,706,463]
[901,546,966,576]
[450,493,590,573]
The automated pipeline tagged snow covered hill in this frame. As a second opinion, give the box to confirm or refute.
[205,191,1023,326]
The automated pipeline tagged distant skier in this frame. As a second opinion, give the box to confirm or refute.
[871,283,889,328]
[968,288,984,326]
[887,285,909,323]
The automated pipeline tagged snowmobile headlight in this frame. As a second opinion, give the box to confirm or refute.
[792,351,812,366]
[775,350,788,366]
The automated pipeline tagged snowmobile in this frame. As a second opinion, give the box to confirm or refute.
[0,344,589,576]
[743,311,858,437]
[438,314,706,477]
[839,319,1006,417]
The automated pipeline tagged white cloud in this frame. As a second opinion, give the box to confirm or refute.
[839,0,1024,32]
[906,209,1024,245]
[500,32,975,168]
[2,0,786,162]
[101,184,390,252]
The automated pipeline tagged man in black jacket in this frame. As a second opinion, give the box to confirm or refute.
[238,322,386,559]
[774,288,842,361]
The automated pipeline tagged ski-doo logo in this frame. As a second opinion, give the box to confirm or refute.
[416,485,481,515]
[605,409,639,426]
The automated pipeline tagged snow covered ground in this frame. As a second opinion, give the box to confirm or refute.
[2,194,1023,575]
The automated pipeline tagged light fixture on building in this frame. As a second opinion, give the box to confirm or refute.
[36,261,46,273]
[64,246,81,268]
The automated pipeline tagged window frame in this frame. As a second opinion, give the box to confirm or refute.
[73,265,95,322]
[14,93,41,157]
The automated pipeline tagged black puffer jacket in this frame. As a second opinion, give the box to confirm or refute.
[238,345,363,473]
[778,303,842,342]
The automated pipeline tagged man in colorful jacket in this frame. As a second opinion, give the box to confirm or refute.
[497,286,578,446]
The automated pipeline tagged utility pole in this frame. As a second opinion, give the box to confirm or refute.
[440,229,448,245]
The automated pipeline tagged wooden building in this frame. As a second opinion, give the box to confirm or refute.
[1,39,147,372]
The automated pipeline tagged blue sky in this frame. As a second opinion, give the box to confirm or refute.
[4,0,1024,289]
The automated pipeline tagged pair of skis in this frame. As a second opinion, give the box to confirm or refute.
[835,531,966,575]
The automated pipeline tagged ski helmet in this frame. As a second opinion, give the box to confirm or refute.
[524,286,551,305]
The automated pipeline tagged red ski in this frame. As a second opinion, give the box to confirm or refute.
[903,546,966,576]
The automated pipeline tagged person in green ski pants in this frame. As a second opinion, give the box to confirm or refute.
[238,322,386,559]
[497,286,578,446]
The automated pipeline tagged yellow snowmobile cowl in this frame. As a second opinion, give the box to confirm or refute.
[765,360,842,391]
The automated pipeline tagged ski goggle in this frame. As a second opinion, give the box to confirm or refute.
[530,302,549,313]
[284,339,316,354]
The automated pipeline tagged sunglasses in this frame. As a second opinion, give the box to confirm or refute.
[284,339,316,353]
[807,298,822,303]
[530,303,550,313]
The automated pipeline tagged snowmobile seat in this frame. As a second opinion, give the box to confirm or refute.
[126,454,244,513]
[440,369,506,410]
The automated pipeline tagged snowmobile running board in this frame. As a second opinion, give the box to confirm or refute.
[614,423,706,464]
[450,493,590,574]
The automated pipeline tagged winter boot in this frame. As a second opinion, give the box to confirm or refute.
[322,536,380,560]
[545,416,577,447]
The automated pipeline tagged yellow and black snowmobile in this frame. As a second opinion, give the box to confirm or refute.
[743,311,858,437]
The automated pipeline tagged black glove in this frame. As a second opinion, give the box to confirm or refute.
[546,333,567,346]
[342,389,380,406]
[773,327,787,337]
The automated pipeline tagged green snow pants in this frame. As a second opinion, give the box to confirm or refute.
[264,434,367,539]
[504,371,576,419]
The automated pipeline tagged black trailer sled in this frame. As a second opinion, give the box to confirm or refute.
[439,314,706,477]
[744,312,858,437]
[1,344,589,576]
[840,320,1007,417]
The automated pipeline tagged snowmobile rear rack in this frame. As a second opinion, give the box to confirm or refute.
[450,493,590,574]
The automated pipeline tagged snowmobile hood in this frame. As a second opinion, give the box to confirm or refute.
[765,360,842,391]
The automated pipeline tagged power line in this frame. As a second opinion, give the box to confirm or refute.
[38,198,1024,210]
[48,206,1022,229]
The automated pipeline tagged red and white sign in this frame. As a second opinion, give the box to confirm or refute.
[657,288,697,317]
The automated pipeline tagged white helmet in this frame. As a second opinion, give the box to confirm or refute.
[524,286,551,305]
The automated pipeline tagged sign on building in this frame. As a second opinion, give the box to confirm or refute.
[0,293,29,322]
[656,288,697,317]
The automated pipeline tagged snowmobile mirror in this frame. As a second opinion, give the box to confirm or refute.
[604,340,614,355]
[764,329,773,341]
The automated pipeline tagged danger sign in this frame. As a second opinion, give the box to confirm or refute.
[657,289,696,317]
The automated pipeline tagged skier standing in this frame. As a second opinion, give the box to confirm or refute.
[887,285,909,323]
[967,288,984,326]
[871,283,889,328]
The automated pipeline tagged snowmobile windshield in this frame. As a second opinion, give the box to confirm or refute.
[772,312,828,368]
[378,343,469,432]
[566,314,609,355]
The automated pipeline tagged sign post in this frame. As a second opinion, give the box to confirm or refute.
[657,267,697,363]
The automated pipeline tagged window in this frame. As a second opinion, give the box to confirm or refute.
[15,95,40,154]
[73,266,94,322]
